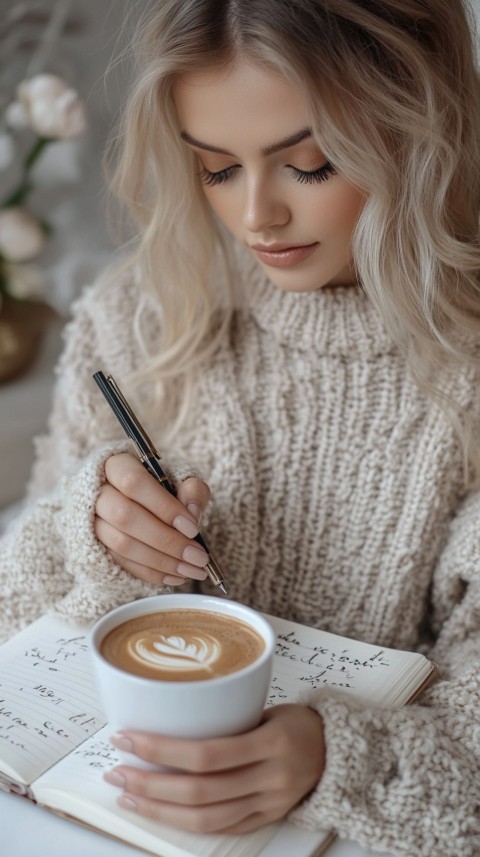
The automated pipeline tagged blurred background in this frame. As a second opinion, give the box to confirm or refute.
[0,0,131,519]
[0,0,479,525]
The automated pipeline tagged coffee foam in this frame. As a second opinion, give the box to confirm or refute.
[127,632,221,674]
[100,609,265,681]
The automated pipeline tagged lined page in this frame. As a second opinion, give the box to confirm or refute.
[265,613,430,707]
[2,610,430,857]
[31,614,429,857]
[35,724,278,857]
[0,615,105,786]
[0,609,430,790]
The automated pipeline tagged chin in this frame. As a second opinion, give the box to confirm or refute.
[265,266,358,292]
[264,270,335,293]
[272,281,327,293]
[257,257,351,292]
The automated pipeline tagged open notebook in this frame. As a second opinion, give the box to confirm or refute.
[0,611,436,857]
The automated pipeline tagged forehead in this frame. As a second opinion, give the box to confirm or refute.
[173,58,310,148]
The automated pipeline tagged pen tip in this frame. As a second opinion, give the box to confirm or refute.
[218,581,229,596]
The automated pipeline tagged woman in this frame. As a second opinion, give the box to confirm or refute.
[1,2,479,854]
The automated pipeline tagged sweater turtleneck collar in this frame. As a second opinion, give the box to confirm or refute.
[246,273,398,358]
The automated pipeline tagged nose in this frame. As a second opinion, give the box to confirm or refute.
[243,174,290,233]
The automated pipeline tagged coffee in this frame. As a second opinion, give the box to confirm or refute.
[100,608,265,681]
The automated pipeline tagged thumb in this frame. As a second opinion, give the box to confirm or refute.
[176,477,211,527]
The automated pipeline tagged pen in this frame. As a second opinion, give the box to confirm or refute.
[93,371,229,596]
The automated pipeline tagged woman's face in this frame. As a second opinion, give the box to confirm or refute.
[175,58,365,292]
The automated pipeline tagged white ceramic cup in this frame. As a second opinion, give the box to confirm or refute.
[90,594,275,756]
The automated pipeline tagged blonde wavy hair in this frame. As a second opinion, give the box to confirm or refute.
[105,0,480,478]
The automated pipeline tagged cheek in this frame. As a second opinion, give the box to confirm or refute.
[324,184,365,237]
[202,190,240,234]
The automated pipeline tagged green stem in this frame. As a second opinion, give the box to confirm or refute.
[1,138,50,209]
[2,182,33,208]
[24,137,49,171]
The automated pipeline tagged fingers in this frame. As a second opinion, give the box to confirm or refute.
[94,517,208,584]
[117,791,268,835]
[95,455,213,583]
[176,477,211,526]
[105,706,326,835]
[106,761,263,806]
[107,760,282,833]
[105,454,209,537]
[104,549,190,587]
[95,484,209,565]
[110,728,263,773]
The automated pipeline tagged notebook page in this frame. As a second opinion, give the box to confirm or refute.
[27,612,428,857]
[0,614,105,786]
[265,614,429,707]
[35,724,278,857]
[32,614,425,857]
[0,609,429,790]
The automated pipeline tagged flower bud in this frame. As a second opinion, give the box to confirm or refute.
[3,261,44,300]
[5,101,30,130]
[17,74,87,140]
[0,207,46,262]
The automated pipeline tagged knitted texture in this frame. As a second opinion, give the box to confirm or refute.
[0,269,479,856]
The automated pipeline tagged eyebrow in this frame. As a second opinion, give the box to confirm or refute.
[180,127,312,157]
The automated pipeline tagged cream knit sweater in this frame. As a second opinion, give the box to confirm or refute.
[1,268,479,856]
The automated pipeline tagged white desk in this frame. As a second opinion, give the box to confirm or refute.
[0,791,392,857]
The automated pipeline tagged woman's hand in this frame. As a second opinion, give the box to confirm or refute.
[104,704,325,835]
[94,452,211,586]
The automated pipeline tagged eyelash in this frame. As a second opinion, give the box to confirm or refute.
[198,162,337,187]
[290,162,337,184]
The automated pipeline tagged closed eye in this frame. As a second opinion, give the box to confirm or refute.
[198,165,239,186]
[198,161,337,187]
[289,162,337,184]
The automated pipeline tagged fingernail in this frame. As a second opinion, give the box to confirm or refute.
[104,770,126,788]
[173,515,199,539]
[110,733,133,753]
[118,795,137,812]
[187,503,203,525]
[177,562,208,581]
[182,545,209,566]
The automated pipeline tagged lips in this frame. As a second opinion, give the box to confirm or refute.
[250,242,318,268]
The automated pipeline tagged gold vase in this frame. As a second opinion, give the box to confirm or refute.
[0,294,56,383]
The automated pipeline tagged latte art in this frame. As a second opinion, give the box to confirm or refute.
[127,632,221,673]
[100,609,266,681]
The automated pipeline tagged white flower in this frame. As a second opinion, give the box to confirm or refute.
[3,261,45,300]
[4,101,30,130]
[17,74,87,140]
[0,133,15,170]
[0,207,46,262]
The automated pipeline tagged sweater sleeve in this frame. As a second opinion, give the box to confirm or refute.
[0,440,172,642]
[288,490,480,857]
[0,279,189,643]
